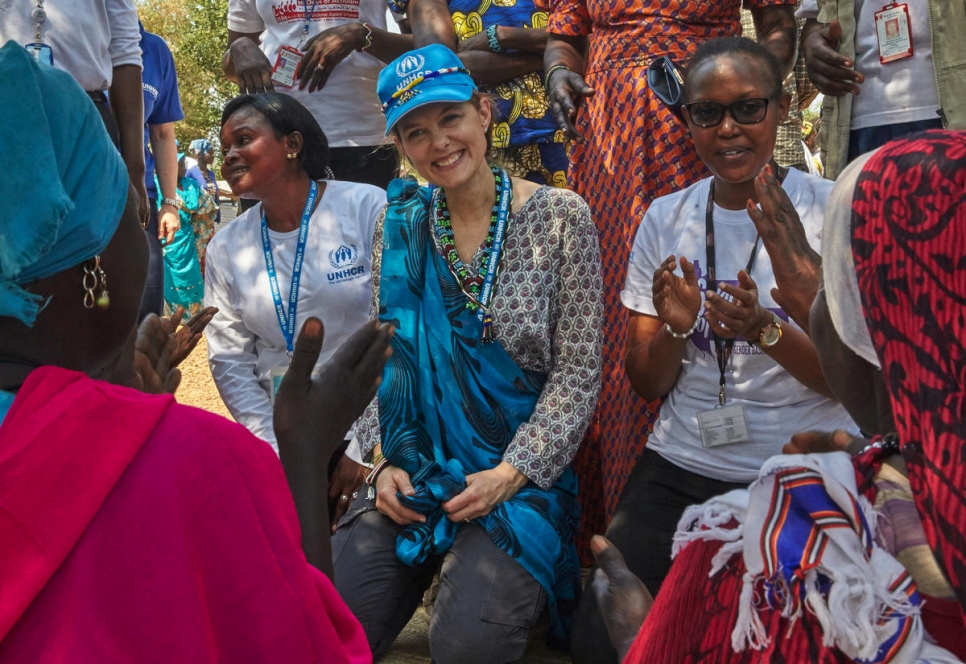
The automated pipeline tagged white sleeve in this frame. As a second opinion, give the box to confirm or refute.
[796,0,819,20]
[106,0,142,69]
[228,0,266,35]
[203,236,278,452]
[620,208,662,316]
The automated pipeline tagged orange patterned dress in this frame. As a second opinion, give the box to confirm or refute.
[546,0,793,557]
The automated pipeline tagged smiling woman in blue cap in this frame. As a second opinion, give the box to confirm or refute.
[332,44,603,662]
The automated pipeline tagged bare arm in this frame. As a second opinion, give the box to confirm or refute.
[409,0,458,48]
[149,122,180,244]
[625,312,688,401]
[109,64,148,222]
[544,33,592,140]
[224,30,274,93]
[751,5,798,78]
[703,271,834,398]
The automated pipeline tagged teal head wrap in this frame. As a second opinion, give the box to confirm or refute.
[0,41,128,326]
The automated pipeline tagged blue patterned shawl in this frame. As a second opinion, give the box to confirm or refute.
[377,177,580,639]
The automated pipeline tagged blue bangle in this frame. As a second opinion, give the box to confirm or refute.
[486,24,503,53]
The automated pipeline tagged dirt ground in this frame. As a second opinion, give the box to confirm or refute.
[177,336,231,419]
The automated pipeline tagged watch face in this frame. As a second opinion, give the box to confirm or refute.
[761,323,782,347]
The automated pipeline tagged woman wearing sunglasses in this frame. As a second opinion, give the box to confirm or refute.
[570,36,856,662]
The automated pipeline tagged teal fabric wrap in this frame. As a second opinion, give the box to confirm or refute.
[376,177,581,640]
[161,177,205,315]
[0,41,127,326]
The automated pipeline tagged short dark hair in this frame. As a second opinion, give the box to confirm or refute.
[683,37,784,103]
[221,93,330,180]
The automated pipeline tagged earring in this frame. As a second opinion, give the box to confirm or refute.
[82,255,110,310]
[287,152,297,160]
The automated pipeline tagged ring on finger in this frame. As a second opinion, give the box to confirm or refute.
[340,494,350,502]
[315,62,326,72]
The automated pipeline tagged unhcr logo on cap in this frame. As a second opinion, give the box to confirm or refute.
[395,53,425,78]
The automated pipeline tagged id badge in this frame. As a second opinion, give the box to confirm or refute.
[874,3,913,64]
[24,43,53,66]
[269,364,288,404]
[271,46,303,88]
[697,404,751,448]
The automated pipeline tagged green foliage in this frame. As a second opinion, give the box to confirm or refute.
[138,0,236,151]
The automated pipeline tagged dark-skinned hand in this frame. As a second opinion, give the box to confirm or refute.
[131,313,181,395]
[546,68,594,141]
[783,430,867,456]
[297,23,364,93]
[170,306,218,367]
[652,254,702,334]
[703,270,772,341]
[591,535,653,662]
[230,37,275,93]
[274,318,393,458]
[746,164,820,334]
[802,21,864,96]
[328,455,367,531]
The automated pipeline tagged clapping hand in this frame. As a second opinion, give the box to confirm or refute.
[746,165,820,333]
[131,313,181,395]
[652,254,701,335]
[703,270,771,341]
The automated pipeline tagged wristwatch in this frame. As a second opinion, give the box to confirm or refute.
[757,313,783,348]
[160,197,181,209]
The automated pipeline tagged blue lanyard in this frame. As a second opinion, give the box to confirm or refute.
[476,167,512,322]
[298,0,321,48]
[261,179,318,354]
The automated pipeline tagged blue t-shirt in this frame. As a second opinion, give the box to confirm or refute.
[140,24,184,199]
[186,164,221,224]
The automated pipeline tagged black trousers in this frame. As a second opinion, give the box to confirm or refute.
[569,448,748,664]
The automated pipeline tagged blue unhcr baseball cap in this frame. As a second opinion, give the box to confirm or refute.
[378,44,476,135]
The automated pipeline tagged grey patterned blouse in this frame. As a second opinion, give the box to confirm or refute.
[357,186,603,490]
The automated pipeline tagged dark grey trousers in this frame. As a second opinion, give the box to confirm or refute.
[332,489,545,663]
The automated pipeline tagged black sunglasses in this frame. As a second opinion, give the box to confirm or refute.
[682,98,773,128]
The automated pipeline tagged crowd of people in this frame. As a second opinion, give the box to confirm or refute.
[1,0,965,662]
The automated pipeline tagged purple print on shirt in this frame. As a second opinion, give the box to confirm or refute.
[687,259,787,358]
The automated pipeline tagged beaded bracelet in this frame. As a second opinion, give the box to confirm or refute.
[486,24,503,53]
[544,64,570,96]
[357,22,373,52]
[665,316,701,339]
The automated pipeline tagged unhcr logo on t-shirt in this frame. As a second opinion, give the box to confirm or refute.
[328,244,366,283]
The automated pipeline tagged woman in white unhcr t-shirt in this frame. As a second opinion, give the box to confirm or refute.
[576,37,857,640]
[204,93,385,525]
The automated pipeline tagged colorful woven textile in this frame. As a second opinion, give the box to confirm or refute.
[449,0,568,185]
[851,130,966,620]
[546,0,789,553]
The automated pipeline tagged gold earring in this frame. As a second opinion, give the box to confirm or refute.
[82,256,110,310]
[287,152,297,160]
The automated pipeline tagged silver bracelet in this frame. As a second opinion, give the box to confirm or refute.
[160,197,180,209]
[665,316,701,339]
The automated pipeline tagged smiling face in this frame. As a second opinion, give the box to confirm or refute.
[392,98,492,189]
[220,106,301,200]
[684,54,789,190]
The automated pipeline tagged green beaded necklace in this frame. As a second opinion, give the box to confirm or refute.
[432,165,505,314]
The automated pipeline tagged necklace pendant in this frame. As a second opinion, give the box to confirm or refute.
[481,311,495,343]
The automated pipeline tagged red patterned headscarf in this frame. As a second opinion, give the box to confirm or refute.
[850,129,966,618]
